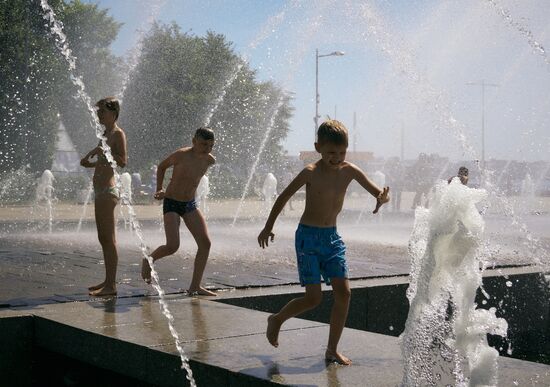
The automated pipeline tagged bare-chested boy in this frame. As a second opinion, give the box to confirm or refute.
[80,97,128,297]
[141,127,216,296]
[258,120,390,365]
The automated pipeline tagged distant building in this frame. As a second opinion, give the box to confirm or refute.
[51,121,85,174]
[299,151,374,166]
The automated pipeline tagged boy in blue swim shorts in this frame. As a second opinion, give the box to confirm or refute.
[258,120,390,365]
[142,127,217,296]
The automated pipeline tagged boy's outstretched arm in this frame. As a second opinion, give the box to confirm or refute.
[373,187,390,214]
[153,154,174,200]
[351,164,390,214]
[258,169,309,248]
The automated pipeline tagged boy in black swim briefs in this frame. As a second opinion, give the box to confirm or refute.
[141,128,217,296]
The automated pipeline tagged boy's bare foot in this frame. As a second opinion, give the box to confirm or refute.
[266,314,281,347]
[141,258,152,284]
[88,282,105,291]
[325,350,352,365]
[89,285,117,297]
[188,286,217,296]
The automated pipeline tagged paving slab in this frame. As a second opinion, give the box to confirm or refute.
[2,204,546,308]
[2,294,549,386]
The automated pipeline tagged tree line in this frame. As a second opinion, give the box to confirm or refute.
[1,0,292,198]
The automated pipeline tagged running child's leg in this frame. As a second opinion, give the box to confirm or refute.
[141,212,180,283]
[266,283,322,347]
[182,208,215,296]
[325,277,352,365]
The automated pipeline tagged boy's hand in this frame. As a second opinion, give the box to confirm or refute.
[80,147,101,167]
[154,190,165,200]
[258,228,275,249]
[373,186,390,214]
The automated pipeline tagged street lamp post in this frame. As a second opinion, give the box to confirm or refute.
[466,79,499,171]
[315,49,345,140]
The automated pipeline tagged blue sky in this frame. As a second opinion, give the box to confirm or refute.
[82,0,550,161]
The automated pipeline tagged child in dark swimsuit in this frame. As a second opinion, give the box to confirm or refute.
[141,128,216,296]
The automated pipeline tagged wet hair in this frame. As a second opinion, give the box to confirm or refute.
[95,97,120,120]
[194,127,214,141]
[317,120,348,146]
[458,166,469,176]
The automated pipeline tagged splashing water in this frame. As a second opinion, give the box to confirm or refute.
[486,0,550,69]
[246,1,294,51]
[202,61,244,127]
[0,165,32,203]
[29,169,56,233]
[202,1,297,130]
[402,179,508,386]
[232,96,284,226]
[40,2,196,385]
[40,0,117,171]
[348,1,549,271]
[117,0,167,101]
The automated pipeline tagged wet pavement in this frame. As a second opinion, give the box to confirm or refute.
[1,196,548,307]
[2,291,549,386]
[1,198,549,385]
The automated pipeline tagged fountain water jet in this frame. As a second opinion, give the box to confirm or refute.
[261,172,278,211]
[196,175,210,214]
[486,0,550,69]
[32,169,56,233]
[231,96,284,226]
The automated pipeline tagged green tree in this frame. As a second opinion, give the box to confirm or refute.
[0,0,60,173]
[0,0,123,175]
[121,23,293,197]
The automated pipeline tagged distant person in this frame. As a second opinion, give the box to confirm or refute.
[411,153,431,208]
[141,127,216,296]
[131,172,142,198]
[385,157,404,212]
[448,166,469,185]
[257,120,390,365]
[80,97,127,297]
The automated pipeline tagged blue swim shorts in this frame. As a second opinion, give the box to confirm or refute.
[295,223,348,286]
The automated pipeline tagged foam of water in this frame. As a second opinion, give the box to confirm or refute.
[402,179,508,386]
